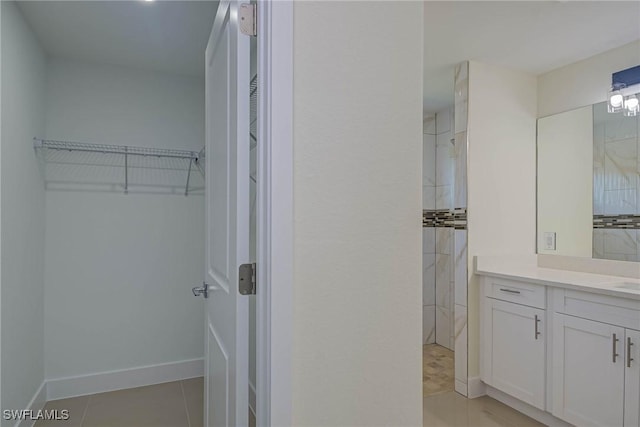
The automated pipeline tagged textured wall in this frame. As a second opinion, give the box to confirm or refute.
[291,2,423,424]
[1,2,47,422]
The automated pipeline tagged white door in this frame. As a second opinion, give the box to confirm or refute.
[552,314,625,427]
[625,329,640,427]
[203,1,250,426]
[485,299,545,409]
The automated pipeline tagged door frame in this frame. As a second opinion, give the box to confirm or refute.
[255,1,294,425]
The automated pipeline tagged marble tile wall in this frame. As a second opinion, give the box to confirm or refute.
[436,108,455,351]
[422,64,469,395]
[423,114,437,344]
[435,227,453,350]
[593,101,640,261]
[424,115,437,211]
[423,227,436,344]
[436,109,455,211]
[453,61,469,396]
[593,228,639,262]
[423,108,455,349]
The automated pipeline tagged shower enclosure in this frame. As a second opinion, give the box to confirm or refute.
[422,61,469,397]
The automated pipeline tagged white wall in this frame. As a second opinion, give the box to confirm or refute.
[537,106,593,257]
[467,61,538,378]
[291,2,423,424]
[538,40,640,117]
[1,1,47,422]
[44,58,204,152]
[44,192,204,379]
[43,58,205,380]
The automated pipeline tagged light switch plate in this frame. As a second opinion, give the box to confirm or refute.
[543,232,556,250]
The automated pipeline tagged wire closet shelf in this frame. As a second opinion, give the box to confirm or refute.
[33,138,204,196]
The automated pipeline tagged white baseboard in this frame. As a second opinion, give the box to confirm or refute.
[47,358,204,401]
[248,380,256,416]
[454,379,468,397]
[486,386,572,427]
[15,381,47,427]
[467,376,486,399]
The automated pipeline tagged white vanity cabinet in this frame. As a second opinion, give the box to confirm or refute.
[479,272,640,427]
[624,328,640,427]
[552,314,625,426]
[480,277,546,410]
[552,289,640,427]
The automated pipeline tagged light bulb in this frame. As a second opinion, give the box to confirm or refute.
[623,94,640,117]
[608,87,625,113]
[611,94,624,107]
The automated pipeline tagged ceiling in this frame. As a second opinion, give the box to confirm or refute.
[15,1,640,106]
[423,1,640,113]
[17,0,218,78]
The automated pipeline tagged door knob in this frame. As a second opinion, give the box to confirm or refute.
[192,282,209,298]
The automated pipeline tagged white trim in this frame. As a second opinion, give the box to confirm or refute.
[454,379,468,397]
[256,1,294,426]
[46,358,203,401]
[467,376,487,399]
[486,386,572,427]
[15,381,47,427]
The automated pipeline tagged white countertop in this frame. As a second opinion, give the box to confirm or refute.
[475,256,640,300]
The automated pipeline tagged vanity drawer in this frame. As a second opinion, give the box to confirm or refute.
[554,289,640,330]
[487,277,546,309]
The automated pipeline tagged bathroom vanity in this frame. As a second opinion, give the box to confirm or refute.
[494,75,640,426]
[478,256,640,427]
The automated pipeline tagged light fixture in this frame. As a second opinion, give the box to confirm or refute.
[607,65,640,116]
[624,94,640,117]
[608,85,625,113]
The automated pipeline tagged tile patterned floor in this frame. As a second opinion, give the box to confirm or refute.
[33,372,541,427]
[423,344,455,397]
[424,392,545,427]
[422,344,542,426]
[34,378,256,427]
[35,379,201,427]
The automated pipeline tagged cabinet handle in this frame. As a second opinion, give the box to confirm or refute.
[534,314,541,340]
[628,337,634,368]
[613,333,620,363]
[499,288,521,294]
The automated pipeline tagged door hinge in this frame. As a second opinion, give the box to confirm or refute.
[239,263,256,295]
[239,4,257,37]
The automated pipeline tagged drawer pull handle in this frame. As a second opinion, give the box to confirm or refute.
[628,337,634,368]
[534,315,541,340]
[499,288,521,294]
[613,333,620,363]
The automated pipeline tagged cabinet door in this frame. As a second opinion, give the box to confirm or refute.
[552,314,625,427]
[486,299,545,409]
[625,329,640,427]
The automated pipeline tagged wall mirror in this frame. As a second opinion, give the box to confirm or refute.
[537,99,640,261]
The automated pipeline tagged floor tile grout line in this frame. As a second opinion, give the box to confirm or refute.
[79,395,91,427]
[180,380,192,427]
